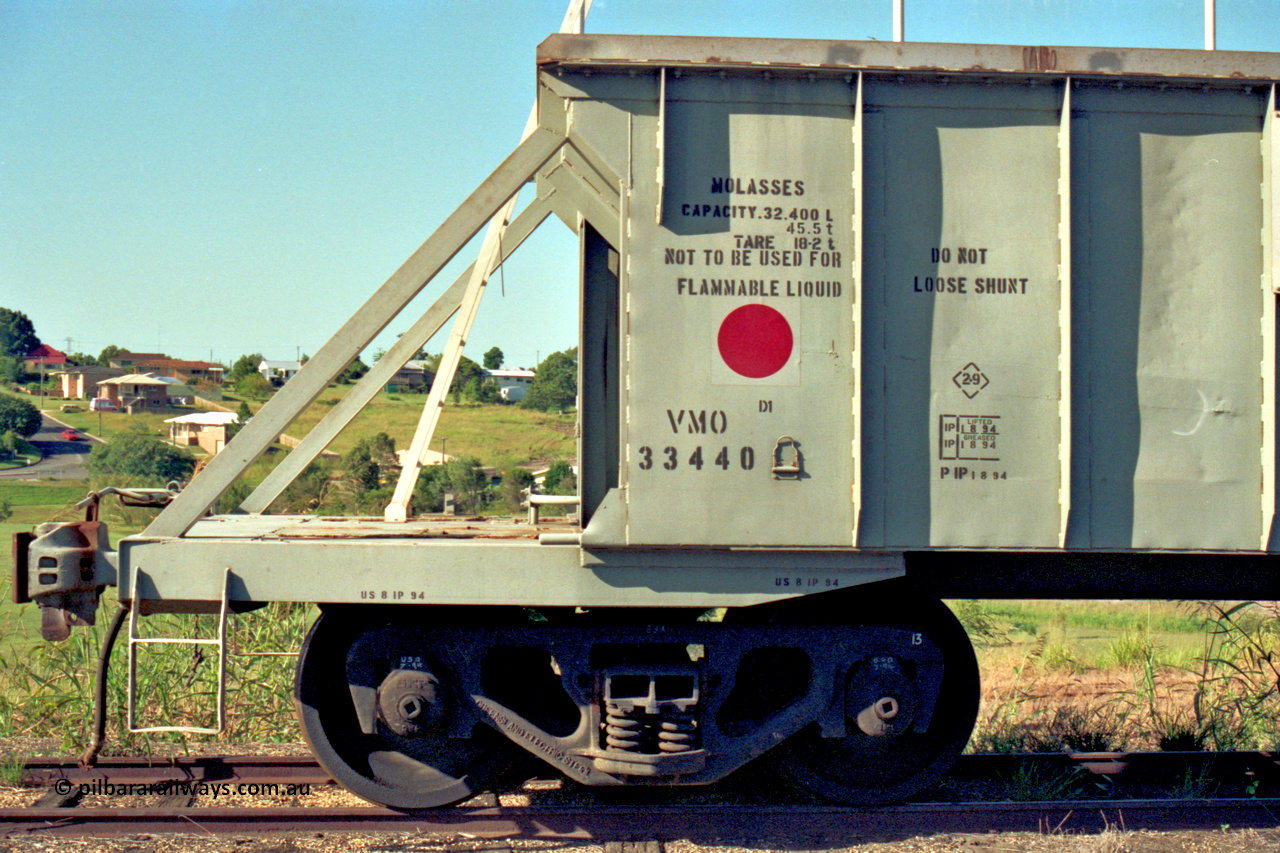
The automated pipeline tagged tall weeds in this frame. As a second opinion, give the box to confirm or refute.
[0,594,310,753]
[1185,601,1280,751]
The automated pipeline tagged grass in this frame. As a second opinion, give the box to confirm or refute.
[0,480,139,658]
[0,589,310,751]
[0,479,308,751]
[14,384,576,473]
[961,599,1280,756]
[954,599,1207,671]
[0,481,88,510]
[279,385,576,468]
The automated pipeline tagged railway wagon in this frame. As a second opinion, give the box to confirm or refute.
[16,35,1280,809]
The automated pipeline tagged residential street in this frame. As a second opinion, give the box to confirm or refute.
[0,412,94,480]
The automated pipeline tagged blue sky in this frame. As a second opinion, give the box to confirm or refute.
[2,0,1276,370]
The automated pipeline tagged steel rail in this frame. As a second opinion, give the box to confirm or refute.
[20,756,332,788]
[2,799,1280,839]
[7,751,1280,839]
[20,750,1280,789]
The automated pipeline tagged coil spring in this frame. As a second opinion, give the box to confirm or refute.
[604,702,698,754]
[656,708,697,753]
[604,703,643,752]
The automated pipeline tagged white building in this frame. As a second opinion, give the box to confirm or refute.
[259,360,303,386]
[483,368,536,402]
[165,411,239,455]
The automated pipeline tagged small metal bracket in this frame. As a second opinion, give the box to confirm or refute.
[771,436,802,479]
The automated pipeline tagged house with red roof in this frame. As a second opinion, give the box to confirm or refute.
[22,345,66,372]
[137,358,224,385]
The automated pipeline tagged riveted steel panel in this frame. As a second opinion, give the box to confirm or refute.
[862,80,1065,548]
[1068,86,1267,550]
[622,75,858,547]
[538,38,1277,555]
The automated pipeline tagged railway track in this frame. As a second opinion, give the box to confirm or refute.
[3,752,1280,840]
[4,799,1280,840]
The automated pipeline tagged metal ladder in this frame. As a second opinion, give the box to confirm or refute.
[125,567,230,735]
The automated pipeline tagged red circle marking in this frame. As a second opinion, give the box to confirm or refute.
[717,304,793,379]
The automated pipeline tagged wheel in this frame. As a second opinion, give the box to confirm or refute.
[752,584,980,806]
[294,609,513,810]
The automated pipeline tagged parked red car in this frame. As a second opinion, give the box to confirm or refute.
[60,429,84,441]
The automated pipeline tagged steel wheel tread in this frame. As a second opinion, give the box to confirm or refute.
[761,586,980,806]
[294,610,512,810]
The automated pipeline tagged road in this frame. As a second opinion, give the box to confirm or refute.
[0,412,95,480]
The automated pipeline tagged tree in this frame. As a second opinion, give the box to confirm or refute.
[0,396,41,437]
[224,400,252,443]
[483,347,504,370]
[423,354,482,395]
[236,372,272,400]
[500,466,533,514]
[86,432,195,483]
[521,348,577,412]
[339,356,369,384]
[543,460,575,494]
[0,309,40,359]
[96,344,123,366]
[0,356,23,384]
[65,351,97,366]
[414,456,488,514]
[464,376,499,404]
[342,433,397,492]
[228,353,264,383]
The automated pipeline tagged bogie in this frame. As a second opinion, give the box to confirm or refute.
[295,588,979,809]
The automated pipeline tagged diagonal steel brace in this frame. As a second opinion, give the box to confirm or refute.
[143,128,567,538]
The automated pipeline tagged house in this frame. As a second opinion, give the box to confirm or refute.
[388,359,435,391]
[54,365,125,399]
[165,412,238,455]
[483,368,536,402]
[106,352,169,371]
[259,360,302,386]
[396,448,450,467]
[23,345,66,372]
[151,375,196,406]
[136,359,224,385]
[94,374,172,411]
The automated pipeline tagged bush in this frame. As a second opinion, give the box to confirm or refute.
[543,460,576,495]
[341,433,397,493]
[236,373,272,400]
[267,460,333,514]
[0,395,41,437]
[414,456,488,514]
[521,349,577,412]
[500,466,533,514]
[0,430,18,461]
[86,432,196,484]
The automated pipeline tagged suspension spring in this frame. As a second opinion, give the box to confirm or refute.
[656,708,697,753]
[604,702,644,752]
